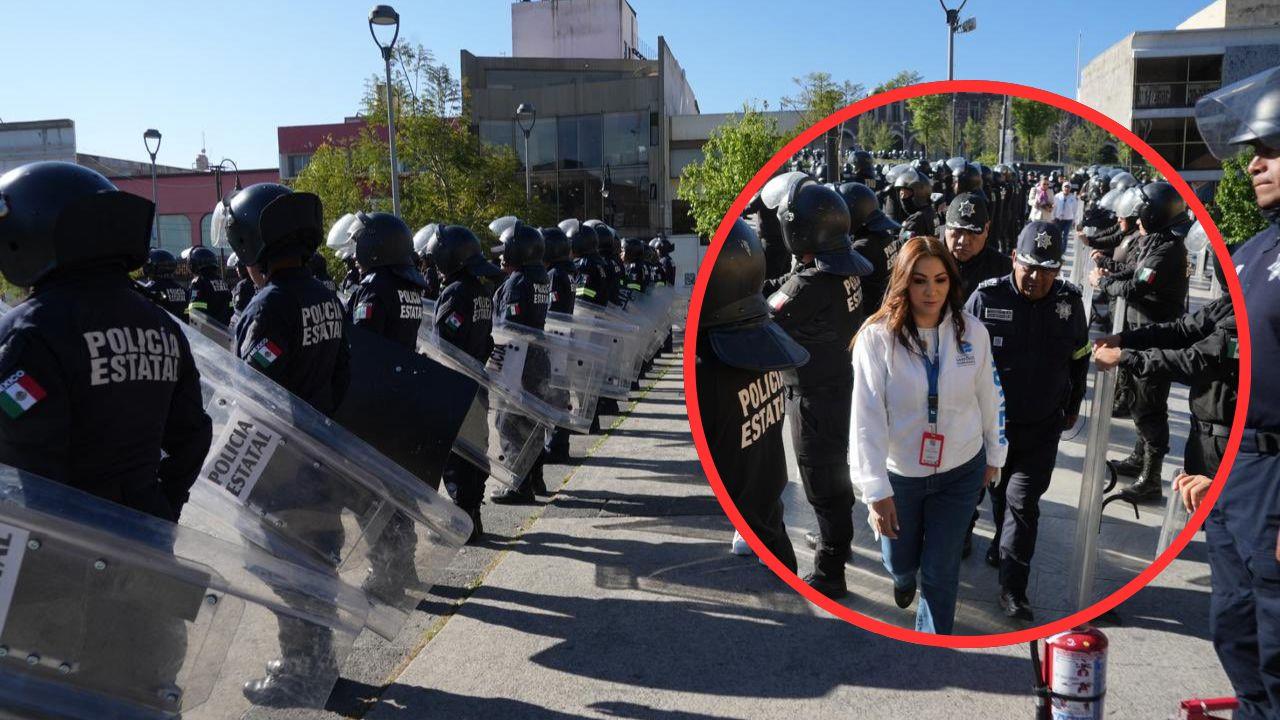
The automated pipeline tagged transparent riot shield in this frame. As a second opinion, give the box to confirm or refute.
[188,311,233,351]
[1067,297,1126,612]
[0,465,368,719]
[490,320,607,433]
[576,301,645,387]
[179,325,473,641]
[545,310,638,401]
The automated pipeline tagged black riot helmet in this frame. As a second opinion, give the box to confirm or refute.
[978,163,993,189]
[0,161,154,287]
[1135,182,1189,234]
[222,182,323,268]
[835,182,883,234]
[562,219,600,256]
[650,235,674,255]
[306,251,332,279]
[954,162,983,193]
[541,226,571,263]
[350,211,415,270]
[912,158,932,178]
[893,169,933,210]
[187,246,219,274]
[427,225,501,278]
[584,219,619,257]
[623,237,645,262]
[777,179,873,276]
[143,248,177,278]
[700,218,809,371]
[1196,66,1280,157]
[493,221,545,267]
[852,149,874,176]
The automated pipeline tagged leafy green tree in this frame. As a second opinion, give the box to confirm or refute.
[677,106,789,239]
[1010,98,1060,162]
[906,93,951,156]
[1217,150,1270,245]
[780,72,866,127]
[1066,122,1113,165]
[982,102,1005,163]
[961,117,984,159]
[858,117,895,154]
[872,70,924,95]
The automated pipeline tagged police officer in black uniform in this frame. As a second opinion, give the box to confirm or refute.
[229,252,256,320]
[345,212,428,350]
[623,237,650,295]
[586,220,627,306]
[569,221,610,308]
[543,225,576,463]
[429,226,500,540]
[945,192,1013,299]
[1090,182,1190,501]
[966,221,1089,621]
[0,160,212,521]
[140,248,190,321]
[491,222,554,506]
[763,177,872,599]
[698,218,810,573]
[836,181,901,317]
[186,245,233,326]
[340,256,361,294]
[652,236,677,353]
[747,188,796,282]
[851,149,879,191]
[1190,65,1280,719]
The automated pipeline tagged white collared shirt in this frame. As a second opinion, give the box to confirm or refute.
[1053,192,1079,222]
[849,311,1008,503]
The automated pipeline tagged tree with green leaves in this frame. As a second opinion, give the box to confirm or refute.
[780,72,866,127]
[906,93,951,156]
[858,117,895,154]
[872,70,924,95]
[1010,98,1060,162]
[981,102,1005,163]
[1065,122,1113,165]
[677,106,789,239]
[961,117,984,159]
[1217,151,1270,245]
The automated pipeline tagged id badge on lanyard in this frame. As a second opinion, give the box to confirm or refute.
[919,352,944,469]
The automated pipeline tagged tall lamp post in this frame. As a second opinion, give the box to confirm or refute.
[601,163,613,225]
[143,128,162,247]
[516,103,537,212]
[940,0,976,156]
[369,4,401,215]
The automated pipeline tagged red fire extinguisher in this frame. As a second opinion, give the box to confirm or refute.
[1030,626,1108,720]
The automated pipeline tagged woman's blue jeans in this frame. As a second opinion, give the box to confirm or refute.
[881,451,986,634]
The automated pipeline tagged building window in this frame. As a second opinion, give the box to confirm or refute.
[557,115,603,170]
[515,116,557,172]
[603,112,647,167]
[156,214,192,256]
[1132,117,1217,171]
[284,153,313,178]
[602,168,649,234]
[1134,54,1222,109]
[480,120,515,152]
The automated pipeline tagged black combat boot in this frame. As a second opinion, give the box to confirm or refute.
[1108,438,1147,478]
[1119,451,1165,503]
[802,545,849,600]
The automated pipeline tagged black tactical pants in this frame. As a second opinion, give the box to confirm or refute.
[721,460,799,574]
[1131,374,1173,456]
[785,381,855,572]
[989,415,1062,596]
[1186,421,1230,479]
[443,452,488,512]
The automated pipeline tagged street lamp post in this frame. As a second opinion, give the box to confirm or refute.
[601,163,613,225]
[369,4,401,215]
[516,103,537,212]
[143,128,162,247]
[940,0,976,156]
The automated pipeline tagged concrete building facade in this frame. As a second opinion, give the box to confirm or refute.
[1079,0,1280,182]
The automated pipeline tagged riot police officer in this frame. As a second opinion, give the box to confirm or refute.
[543,225,576,463]
[966,221,1089,621]
[1189,65,1280,719]
[586,220,627,306]
[229,252,256,320]
[429,226,500,540]
[836,181,900,317]
[623,237,649,294]
[945,192,1012,298]
[852,149,879,190]
[340,256,360,294]
[345,212,428,350]
[1090,182,1190,501]
[653,236,676,286]
[698,218,809,573]
[491,222,553,505]
[186,245,233,326]
[0,160,212,521]
[762,176,872,599]
[568,221,610,308]
[307,251,338,294]
[140,248,190,321]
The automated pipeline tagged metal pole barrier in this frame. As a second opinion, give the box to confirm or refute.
[1068,296,1125,612]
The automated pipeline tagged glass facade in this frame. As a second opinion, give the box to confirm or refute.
[1132,117,1216,171]
[1134,55,1223,109]
[603,112,647,167]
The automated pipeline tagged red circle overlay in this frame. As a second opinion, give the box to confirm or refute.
[682,79,1252,648]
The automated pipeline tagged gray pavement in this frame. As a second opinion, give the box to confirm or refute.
[290,336,1232,720]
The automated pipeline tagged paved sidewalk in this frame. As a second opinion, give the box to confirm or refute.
[328,347,1233,720]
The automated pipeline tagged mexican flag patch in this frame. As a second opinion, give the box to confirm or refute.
[768,291,790,311]
[1228,337,1239,359]
[251,339,282,369]
[355,303,374,321]
[0,371,45,419]
[445,312,464,330]
[506,303,521,318]
[1137,267,1157,284]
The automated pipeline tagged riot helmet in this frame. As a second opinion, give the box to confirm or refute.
[222,183,323,267]
[0,161,153,287]
[834,182,899,235]
[623,237,645,263]
[427,225,501,278]
[1135,182,1188,234]
[492,221,545,267]
[541,226,571,263]
[143,248,177,278]
[776,179,872,276]
[350,211,415,270]
[561,218,600,256]
[412,223,440,259]
[954,162,983,194]
[584,220,619,257]
[852,149,874,177]
[187,246,219,274]
[649,236,674,255]
[1196,66,1280,158]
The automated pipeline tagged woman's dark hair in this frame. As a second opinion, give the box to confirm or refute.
[855,236,965,353]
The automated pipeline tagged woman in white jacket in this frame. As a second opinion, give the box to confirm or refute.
[850,236,1007,634]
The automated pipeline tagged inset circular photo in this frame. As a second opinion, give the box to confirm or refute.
[685,80,1248,646]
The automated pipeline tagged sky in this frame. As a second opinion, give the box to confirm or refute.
[1,0,1216,171]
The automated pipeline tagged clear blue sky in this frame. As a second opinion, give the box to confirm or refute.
[1,0,1213,171]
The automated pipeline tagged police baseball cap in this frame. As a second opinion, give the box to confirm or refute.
[945,192,989,233]
[1014,221,1064,270]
